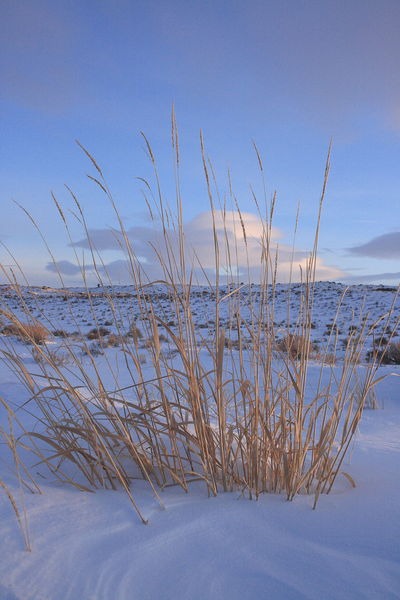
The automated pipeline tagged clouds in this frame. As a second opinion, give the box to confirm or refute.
[46,260,84,276]
[341,271,400,284]
[48,210,343,284]
[344,231,400,284]
[46,259,149,284]
[70,225,162,254]
[348,232,400,259]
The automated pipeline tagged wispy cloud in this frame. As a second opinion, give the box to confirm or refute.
[348,232,400,259]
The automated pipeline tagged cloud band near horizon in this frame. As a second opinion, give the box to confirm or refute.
[348,232,400,259]
[45,210,343,284]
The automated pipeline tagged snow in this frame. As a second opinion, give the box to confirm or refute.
[0,283,399,599]
[1,282,399,360]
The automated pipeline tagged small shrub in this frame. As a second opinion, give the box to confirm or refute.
[276,334,313,359]
[126,323,143,342]
[87,327,111,340]
[2,324,21,337]
[53,329,69,338]
[325,323,341,335]
[2,322,49,345]
[368,341,400,364]
[107,333,125,347]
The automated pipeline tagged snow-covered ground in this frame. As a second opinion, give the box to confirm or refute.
[1,281,399,358]
[0,283,399,599]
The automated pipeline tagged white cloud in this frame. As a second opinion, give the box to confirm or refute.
[52,210,344,283]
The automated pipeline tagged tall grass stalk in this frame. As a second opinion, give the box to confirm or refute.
[0,119,396,525]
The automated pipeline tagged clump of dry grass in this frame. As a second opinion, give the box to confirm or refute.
[368,340,400,364]
[276,333,313,360]
[2,321,49,345]
[126,323,143,342]
[106,333,125,347]
[52,329,70,338]
[0,117,397,528]
[86,326,111,340]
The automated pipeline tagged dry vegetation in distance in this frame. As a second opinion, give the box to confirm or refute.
[1,321,49,345]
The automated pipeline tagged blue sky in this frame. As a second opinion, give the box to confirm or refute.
[1,0,400,286]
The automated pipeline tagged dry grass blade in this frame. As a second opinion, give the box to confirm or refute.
[0,128,394,533]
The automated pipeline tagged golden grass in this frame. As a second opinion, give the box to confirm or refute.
[0,117,398,529]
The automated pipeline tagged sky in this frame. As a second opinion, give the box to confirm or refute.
[1,0,400,286]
